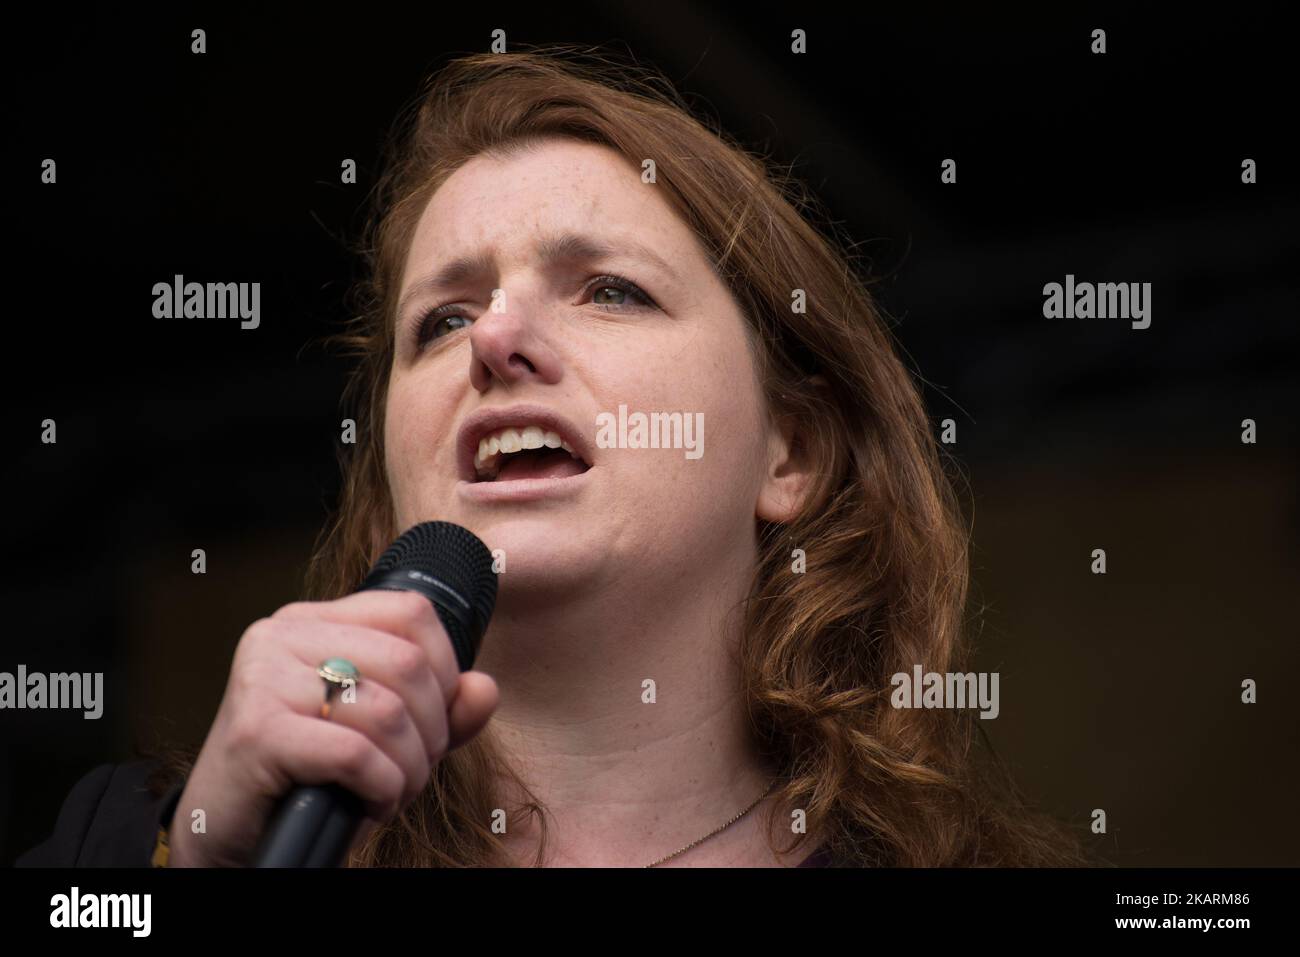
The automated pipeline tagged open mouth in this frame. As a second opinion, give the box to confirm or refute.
[473,426,592,482]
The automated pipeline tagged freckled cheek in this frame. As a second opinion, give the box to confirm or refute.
[383,391,422,498]
[380,423,405,513]
[386,387,459,495]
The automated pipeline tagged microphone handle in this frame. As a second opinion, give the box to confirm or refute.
[253,783,364,868]
[252,585,478,868]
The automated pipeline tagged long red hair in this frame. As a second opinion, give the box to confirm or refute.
[160,43,1090,867]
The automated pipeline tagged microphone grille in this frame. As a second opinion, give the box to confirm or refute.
[366,521,498,655]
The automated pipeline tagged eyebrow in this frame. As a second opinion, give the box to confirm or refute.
[396,232,678,318]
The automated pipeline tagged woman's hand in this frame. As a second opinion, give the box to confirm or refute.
[166,590,499,867]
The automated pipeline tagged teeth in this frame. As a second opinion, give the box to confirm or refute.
[498,429,522,454]
[472,425,585,479]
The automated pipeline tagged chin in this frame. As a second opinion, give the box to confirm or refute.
[474,520,590,583]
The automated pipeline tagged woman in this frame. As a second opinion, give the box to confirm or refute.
[18,45,1088,868]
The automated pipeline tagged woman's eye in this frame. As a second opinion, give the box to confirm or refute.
[591,283,635,307]
[414,309,470,347]
[413,274,655,349]
[587,275,655,310]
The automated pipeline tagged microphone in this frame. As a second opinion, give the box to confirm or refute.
[252,521,498,867]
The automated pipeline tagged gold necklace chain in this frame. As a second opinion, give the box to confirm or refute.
[643,777,779,868]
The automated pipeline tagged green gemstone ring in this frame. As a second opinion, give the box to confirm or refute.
[318,657,361,719]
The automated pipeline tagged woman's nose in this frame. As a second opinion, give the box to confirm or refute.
[467,289,562,392]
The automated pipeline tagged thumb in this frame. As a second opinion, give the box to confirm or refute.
[446,671,499,750]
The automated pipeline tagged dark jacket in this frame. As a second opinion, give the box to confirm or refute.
[14,761,185,867]
[14,761,833,867]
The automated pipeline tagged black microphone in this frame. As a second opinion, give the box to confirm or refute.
[252,521,498,867]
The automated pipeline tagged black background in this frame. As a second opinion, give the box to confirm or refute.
[4,5,1297,866]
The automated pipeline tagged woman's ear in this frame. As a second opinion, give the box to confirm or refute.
[755,376,827,524]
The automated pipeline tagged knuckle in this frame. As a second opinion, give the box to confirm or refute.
[388,640,426,678]
[370,688,408,736]
[226,711,263,754]
[229,656,262,702]
[396,590,438,629]
[238,617,276,653]
[337,733,374,778]
[271,600,314,621]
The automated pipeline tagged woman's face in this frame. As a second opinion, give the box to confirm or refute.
[384,137,794,600]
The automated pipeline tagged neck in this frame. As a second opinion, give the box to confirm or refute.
[473,549,791,867]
